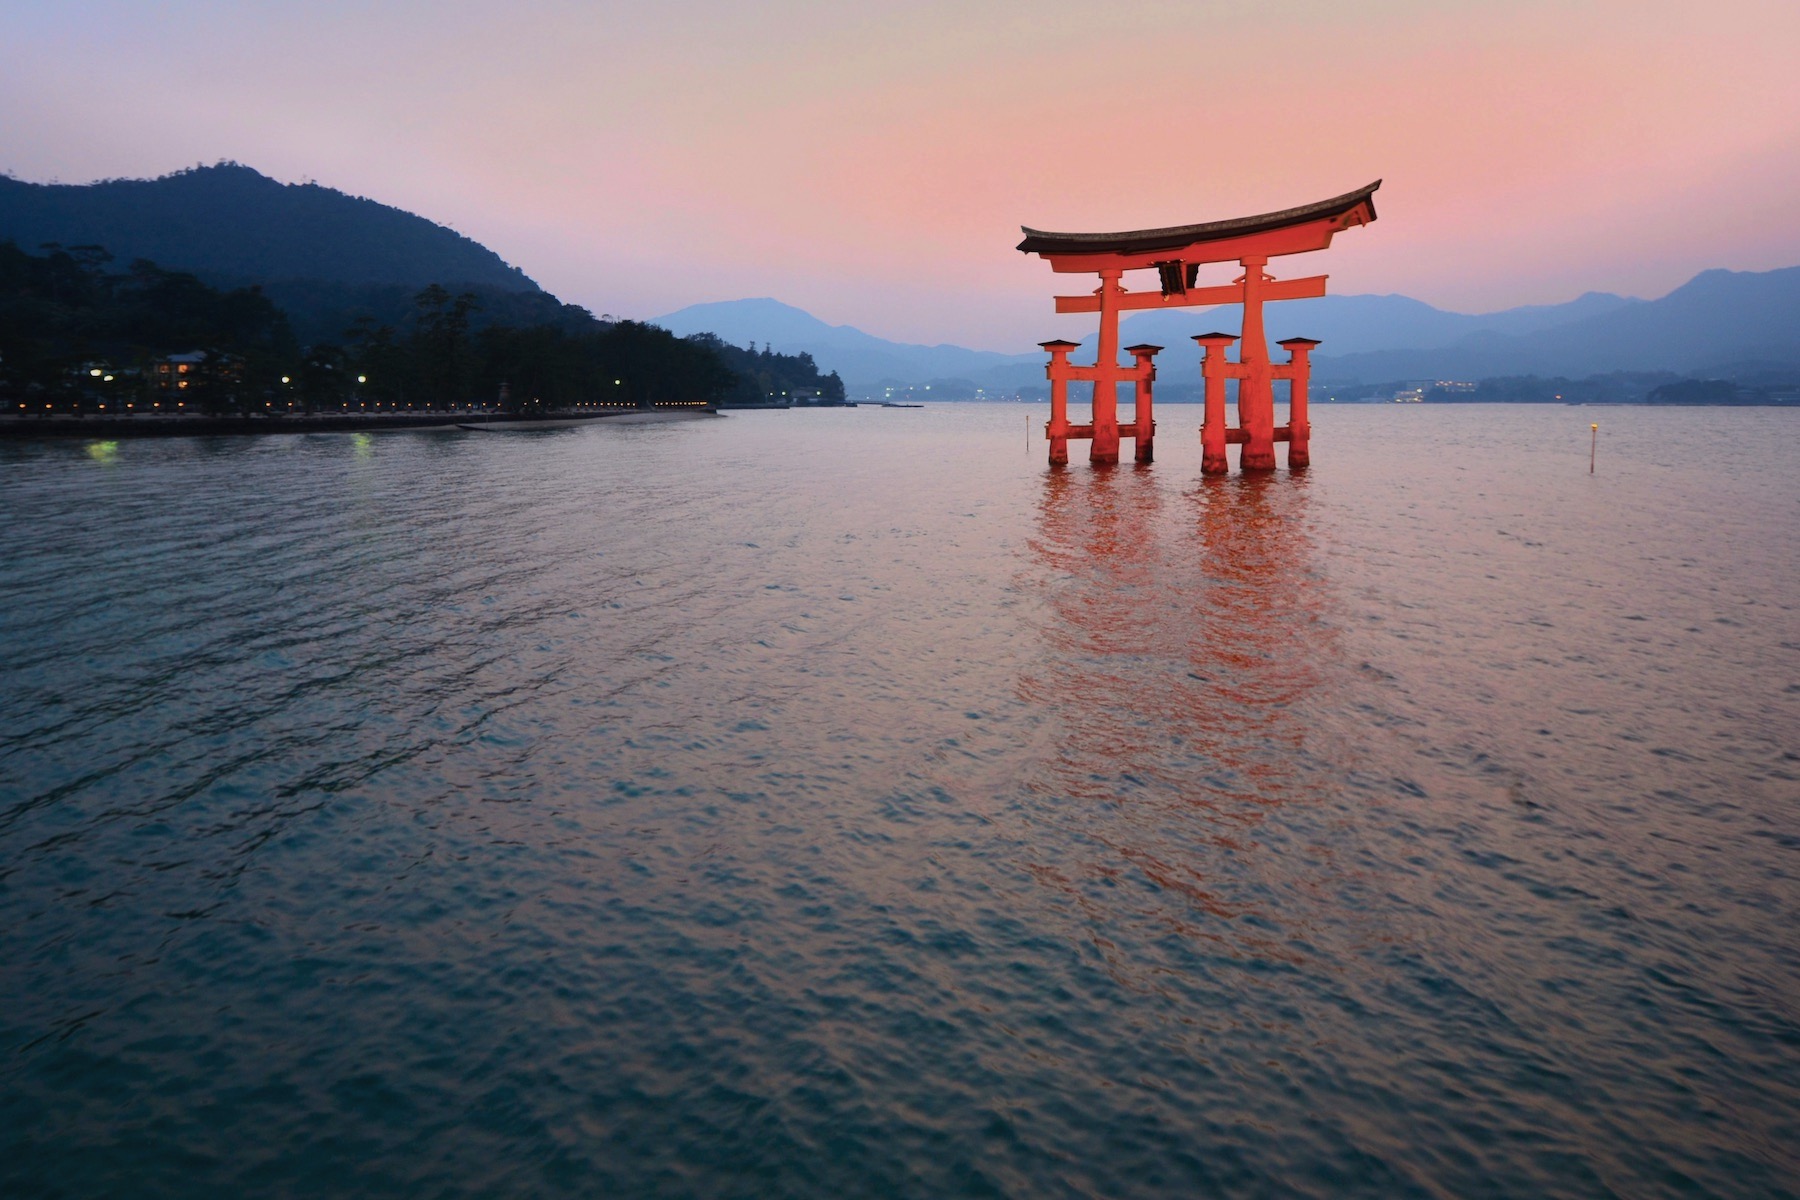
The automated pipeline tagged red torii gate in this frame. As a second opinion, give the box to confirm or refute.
[1018,182,1379,472]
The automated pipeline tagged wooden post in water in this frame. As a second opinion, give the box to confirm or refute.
[1235,257,1277,471]
[1090,269,1124,465]
[1194,333,1237,475]
[1126,343,1160,464]
[1277,337,1320,469]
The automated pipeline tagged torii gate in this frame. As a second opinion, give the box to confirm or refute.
[1018,182,1379,472]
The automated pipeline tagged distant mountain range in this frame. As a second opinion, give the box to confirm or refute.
[655,271,1800,392]
[5,163,1794,389]
[648,298,1041,390]
[1308,268,1800,382]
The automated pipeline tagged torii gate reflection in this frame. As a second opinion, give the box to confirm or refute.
[1018,182,1379,472]
[1018,466,1339,966]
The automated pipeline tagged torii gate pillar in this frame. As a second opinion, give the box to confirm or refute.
[1091,269,1122,464]
[1278,337,1320,469]
[1236,255,1278,470]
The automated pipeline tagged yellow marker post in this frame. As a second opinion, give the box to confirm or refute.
[1590,423,1598,474]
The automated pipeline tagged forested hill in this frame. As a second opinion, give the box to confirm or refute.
[0,163,539,293]
[1,241,843,414]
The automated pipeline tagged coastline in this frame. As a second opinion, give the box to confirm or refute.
[0,407,718,440]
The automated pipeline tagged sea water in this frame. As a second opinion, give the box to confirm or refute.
[1,405,1795,1197]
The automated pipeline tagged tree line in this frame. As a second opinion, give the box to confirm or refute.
[0,241,842,414]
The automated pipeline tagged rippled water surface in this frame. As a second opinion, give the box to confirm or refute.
[2,405,1796,1198]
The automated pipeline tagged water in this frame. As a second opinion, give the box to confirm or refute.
[2,405,1795,1198]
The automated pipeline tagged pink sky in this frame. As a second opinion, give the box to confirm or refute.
[4,0,1797,350]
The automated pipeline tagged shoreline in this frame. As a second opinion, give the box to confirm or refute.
[0,407,718,440]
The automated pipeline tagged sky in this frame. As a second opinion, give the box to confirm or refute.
[3,0,1798,351]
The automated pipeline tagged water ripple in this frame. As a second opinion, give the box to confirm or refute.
[2,408,1797,1198]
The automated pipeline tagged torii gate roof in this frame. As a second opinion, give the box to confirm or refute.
[1017,181,1380,258]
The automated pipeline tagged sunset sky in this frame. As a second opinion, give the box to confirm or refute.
[4,0,1797,349]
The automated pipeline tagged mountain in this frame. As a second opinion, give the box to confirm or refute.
[1049,291,1641,386]
[1313,267,1800,382]
[7,164,1792,385]
[0,163,594,342]
[1107,290,1637,361]
[655,270,1796,393]
[1064,269,1799,384]
[650,291,1652,394]
[650,298,1039,390]
[0,162,537,291]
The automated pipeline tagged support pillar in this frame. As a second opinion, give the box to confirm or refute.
[1091,268,1123,465]
[1277,337,1319,469]
[1040,339,1077,466]
[1236,256,1277,470]
[1194,333,1236,475]
[1125,343,1160,463]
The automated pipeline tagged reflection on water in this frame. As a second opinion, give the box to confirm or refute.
[1,406,1796,1199]
[1026,467,1328,807]
[1017,466,1343,970]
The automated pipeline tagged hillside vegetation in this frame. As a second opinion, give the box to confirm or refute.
[0,163,575,344]
[1,243,841,414]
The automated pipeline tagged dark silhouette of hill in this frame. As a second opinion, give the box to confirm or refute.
[252,279,600,344]
[0,163,591,343]
[1,241,840,417]
[0,162,537,290]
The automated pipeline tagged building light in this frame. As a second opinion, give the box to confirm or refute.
[90,368,102,377]
[357,375,367,384]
